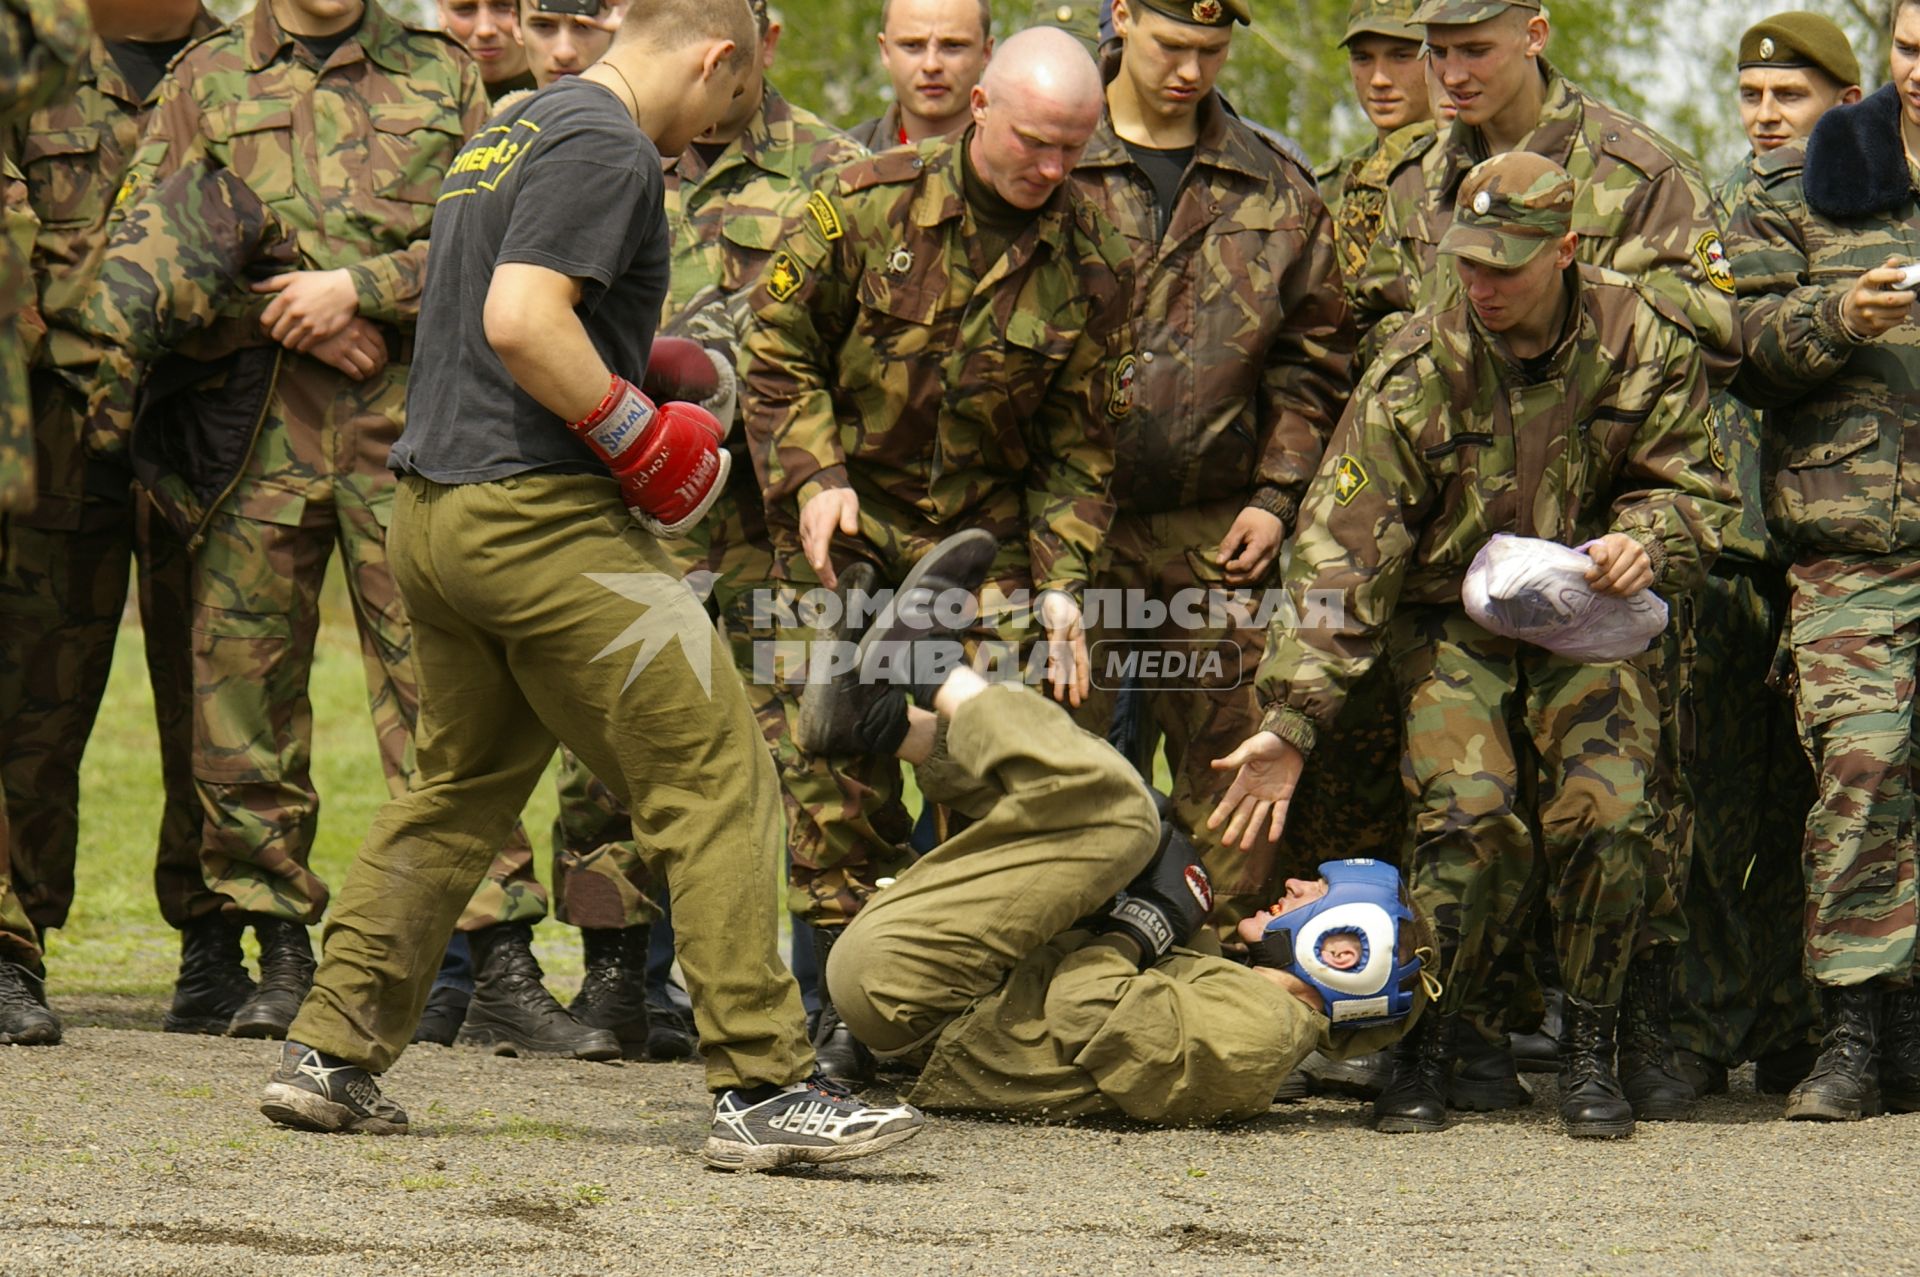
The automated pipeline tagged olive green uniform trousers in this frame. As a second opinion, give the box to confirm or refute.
[287,474,811,1090]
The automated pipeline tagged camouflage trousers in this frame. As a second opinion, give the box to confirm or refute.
[1281,664,1409,875]
[1394,605,1656,1011]
[288,473,809,1089]
[1066,500,1278,934]
[0,467,210,936]
[1671,565,1819,1064]
[771,488,1041,927]
[1782,553,1920,988]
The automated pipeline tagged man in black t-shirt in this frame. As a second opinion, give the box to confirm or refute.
[259,0,926,1173]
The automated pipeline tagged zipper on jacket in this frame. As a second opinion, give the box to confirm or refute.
[187,345,284,554]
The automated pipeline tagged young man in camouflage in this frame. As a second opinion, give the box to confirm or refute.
[0,1,238,1049]
[850,0,992,150]
[101,0,489,1039]
[436,0,532,102]
[1723,0,1920,1121]
[742,26,1134,1080]
[1065,0,1350,932]
[1316,0,1434,282]
[1667,12,1863,1103]
[1211,153,1734,1139]
[1349,0,1737,1117]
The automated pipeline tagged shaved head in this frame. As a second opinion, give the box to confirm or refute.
[978,24,1103,111]
[967,26,1103,209]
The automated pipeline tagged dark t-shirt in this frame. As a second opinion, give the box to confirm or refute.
[392,77,668,484]
[105,36,192,102]
[1121,139,1192,235]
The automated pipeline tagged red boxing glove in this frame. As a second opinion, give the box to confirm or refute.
[642,336,722,402]
[567,375,730,537]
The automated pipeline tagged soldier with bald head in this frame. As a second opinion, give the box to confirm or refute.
[742,25,1135,1080]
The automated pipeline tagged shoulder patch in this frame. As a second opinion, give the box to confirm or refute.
[804,190,843,241]
[1693,230,1735,296]
[765,250,806,302]
[1331,454,1371,506]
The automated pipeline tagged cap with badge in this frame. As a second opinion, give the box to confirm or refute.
[1130,0,1249,28]
[1438,151,1575,267]
[1737,11,1860,89]
[1341,0,1422,45]
[1411,0,1539,26]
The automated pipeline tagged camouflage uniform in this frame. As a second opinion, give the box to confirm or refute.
[1256,259,1734,1014]
[1725,90,1920,988]
[0,0,93,974]
[1317,118,1437,285]
[106,2,492,925]
[521,88,869,937]
[1668,159,1819,1067]
[1067,80,1353,931]
[741,133,1135,924]
[0,20,227,971]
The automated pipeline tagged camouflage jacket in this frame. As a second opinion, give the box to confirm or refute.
[112,0,486,334]
[1315,118,1436,287]
[1705,153,1775,565]
[1352,61,1738,387]
[0,0,89,133]
[740,134,1136,596]
[1070,84,1353,521]
[845,101,907,153]
[1255,265,1734,751]
[1726,86,1920,557]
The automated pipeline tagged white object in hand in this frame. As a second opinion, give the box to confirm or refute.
[1462,533,1669,663]
[1893,263,1920,291]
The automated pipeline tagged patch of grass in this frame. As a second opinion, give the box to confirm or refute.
[166,1084,215,1100]
[398,1172,452,1192]
[568,1183,609,1207]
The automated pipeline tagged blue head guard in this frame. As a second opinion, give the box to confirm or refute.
[1249,859,1422,1028]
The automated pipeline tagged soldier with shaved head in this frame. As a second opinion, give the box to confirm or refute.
[741,24,1134,1081]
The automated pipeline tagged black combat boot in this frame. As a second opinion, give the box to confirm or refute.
[227,917,315,1039]
[1785,984,1882,1120]
[411,984,470,1047]
[1559,996,1635,1139]
[1447,1020,1531,1111]
[164,914,255,1035]
[1882,986,1920,1113]
[644,990,698,1062]
[1671,1048,1730,1097]
[1617,949,1698,1121]
[1301,1049,1393,1100]
[570,926,650,1059]
[810,926,875,1085]
[0,958,60,1046]
[1510,985,1566,1073]
[457,922,621,1060]
[1372,1012,1450,1133]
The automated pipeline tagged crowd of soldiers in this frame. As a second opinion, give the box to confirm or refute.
[1,0,1918,1166]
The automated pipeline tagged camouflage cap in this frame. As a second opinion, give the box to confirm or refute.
[1738,11,1860,88]
[1130,0,1250,28]
[1341,0,1422,45]
[1438,151,1574,266]
[1411,0,1539,27]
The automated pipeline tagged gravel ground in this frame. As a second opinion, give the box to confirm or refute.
[2,996,1917,1276]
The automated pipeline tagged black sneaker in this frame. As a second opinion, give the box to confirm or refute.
[703,1073,923,1171]
[0,959,60,1046]
[260,1041,408,1135]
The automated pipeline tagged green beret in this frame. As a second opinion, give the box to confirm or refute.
[1341,0,1422,45]
[1412,0,1539,26]
[1738,11,1861,88]
[1440,151,1574,267]
[1131,0,1249,28]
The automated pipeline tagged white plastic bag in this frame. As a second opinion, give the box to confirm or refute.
[1461,533,1669,662]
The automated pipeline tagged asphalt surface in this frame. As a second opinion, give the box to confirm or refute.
[2,996,1917,1276]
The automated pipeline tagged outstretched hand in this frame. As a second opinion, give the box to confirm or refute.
[1207,730,1305,850]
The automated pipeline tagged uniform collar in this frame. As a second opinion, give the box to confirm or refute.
[88,7,221,108]
[247,0,409,74]
[1080,49,1269,179]
[911,132,1075,254]
[1467,263,1588,380]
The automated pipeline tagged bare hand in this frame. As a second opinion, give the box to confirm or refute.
[1840,255,1918,341]
[799,488,860,589]
[1217,505,1285,587]
[305,317,390,382]
[1037,590,1089,708]
[1207,730,1305,850]
[1584,532,1653,596]
[253,269,360,350]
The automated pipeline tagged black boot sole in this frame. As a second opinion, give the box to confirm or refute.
[456,1021,622,1062]
[1784,1089,1884,1121]
[227,1001,303,1039]
[1564,1116,1636,1139]
[1627,1096,1699,1121]
[164,1012,236,1035]
[0,1019,61,1046]
[1373,1111,1448,1133]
